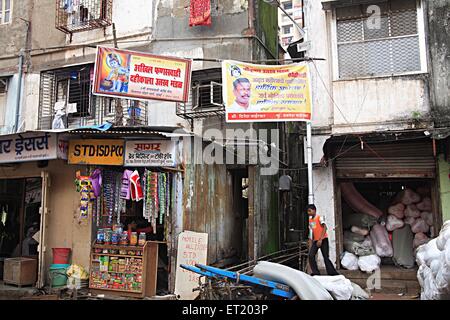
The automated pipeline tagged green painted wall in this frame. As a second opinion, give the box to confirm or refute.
[438,154,450,222]
[257,0,279,59]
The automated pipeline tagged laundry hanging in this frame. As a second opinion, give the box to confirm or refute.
[189,0,212,27]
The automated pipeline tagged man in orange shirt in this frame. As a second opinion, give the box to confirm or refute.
[307,204,339,276]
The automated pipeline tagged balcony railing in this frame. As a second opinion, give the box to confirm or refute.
[38,66,147,130]
[56,0,112,34]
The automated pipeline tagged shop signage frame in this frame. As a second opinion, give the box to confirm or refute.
[0,132,67,164]
[68,139,124,166]
[124,140,177,167]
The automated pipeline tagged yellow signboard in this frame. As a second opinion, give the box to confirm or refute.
[222,60,312,123]
[68,140,124,166]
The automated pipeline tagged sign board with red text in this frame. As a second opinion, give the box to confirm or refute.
[93,46,192,102]
[124,140,177,167]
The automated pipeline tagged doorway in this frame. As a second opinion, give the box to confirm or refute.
[229,168,249,263]
[0,178,42,282]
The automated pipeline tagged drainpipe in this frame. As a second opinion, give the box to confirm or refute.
[14,49,25,133]
[307,121,314,204]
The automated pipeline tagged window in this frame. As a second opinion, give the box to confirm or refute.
[283,1,293,10]
[336,0,422,79]
[283,25,293,35]
[0,0,12,24]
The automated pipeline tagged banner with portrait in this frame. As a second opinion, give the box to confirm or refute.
[222,60,312,123]
[93,46,192,103]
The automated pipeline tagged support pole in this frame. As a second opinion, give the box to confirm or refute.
[306,121,314,204]
[14,50,24,133]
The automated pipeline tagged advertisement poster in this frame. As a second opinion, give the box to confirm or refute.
[93,46,192,103]
[124,140,177,167]
[68,139,124,166]
[222,60,312,123]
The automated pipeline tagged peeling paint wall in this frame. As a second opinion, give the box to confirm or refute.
[331,75,430,134]
[427,0,450,127]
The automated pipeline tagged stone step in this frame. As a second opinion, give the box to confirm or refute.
[350,278,421,295]
[339,268,418,281]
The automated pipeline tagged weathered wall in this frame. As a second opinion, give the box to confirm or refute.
[438,154,450,222]
[427,0,450,127]
[0,0,31,69]
[256,0,278,59]
[312,164,337,267]
[331,75,430,134]
[303,0,333,130]
[183,164,236,264]
[0,160,92,284]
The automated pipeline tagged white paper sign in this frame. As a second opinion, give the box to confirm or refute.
[124,140,176,167]
[174,231,208,300]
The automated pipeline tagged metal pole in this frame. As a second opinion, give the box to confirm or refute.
[306,121,314,204]
[14,50,25,133]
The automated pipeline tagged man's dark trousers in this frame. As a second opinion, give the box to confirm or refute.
[308,238,339,276]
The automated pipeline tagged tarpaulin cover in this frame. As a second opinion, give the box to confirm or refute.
[392,224,415,268]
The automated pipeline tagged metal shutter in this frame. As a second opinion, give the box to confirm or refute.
[333,140,436,179]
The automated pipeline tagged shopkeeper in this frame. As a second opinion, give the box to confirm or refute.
[125,217,153,240]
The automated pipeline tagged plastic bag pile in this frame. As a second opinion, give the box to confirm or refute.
[341,187,433,273]
[416,221,450,300]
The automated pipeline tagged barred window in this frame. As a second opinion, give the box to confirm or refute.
[336,0,421,79]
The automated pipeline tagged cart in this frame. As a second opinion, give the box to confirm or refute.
[180,264,297,300]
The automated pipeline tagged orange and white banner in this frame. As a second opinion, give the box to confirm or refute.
[222,60,312,123]
[93,46,192,103]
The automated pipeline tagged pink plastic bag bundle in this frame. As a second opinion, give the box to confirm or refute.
[405,204,421,218]
[351,226,369,236]
[412,218,430,234]
[388,203,405,219]
[414,232,430,248]
[370,224,393,257]
[405,216,416,225]
[420,211,434,226]
[386,215,405,232]
[395,189,421,205]
[417,197,432,211]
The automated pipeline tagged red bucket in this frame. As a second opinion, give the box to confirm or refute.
[52,248,71,265]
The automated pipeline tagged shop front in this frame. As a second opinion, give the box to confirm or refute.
[66,134,183,298]
[327,135,441,276]
[0,131,75,288]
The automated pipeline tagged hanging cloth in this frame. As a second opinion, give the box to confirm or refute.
[130,170,143,201]
[120,169,133,200]
[89,169,102,198]
[189,0,212,27]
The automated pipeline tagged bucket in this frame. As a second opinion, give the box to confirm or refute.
[49,264,70,288]
[52,248,71,264]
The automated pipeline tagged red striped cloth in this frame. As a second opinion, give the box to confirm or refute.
[189,0,212,27]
